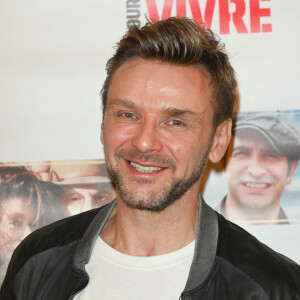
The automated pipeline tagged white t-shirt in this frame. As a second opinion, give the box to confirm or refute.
[74,237,195,300]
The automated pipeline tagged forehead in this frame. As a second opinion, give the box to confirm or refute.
[0,196,33,213]
[234,130,275,152]
[107,57,214,115]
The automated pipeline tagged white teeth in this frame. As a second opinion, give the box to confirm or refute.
[245,182,268,188]
[130,162,162,173]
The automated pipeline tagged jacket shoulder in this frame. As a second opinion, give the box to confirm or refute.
[217,213,300,297]
[9,207,101,276]
[0,207,105,299]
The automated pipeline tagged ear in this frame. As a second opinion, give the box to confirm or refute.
[100,121,104,144]
[286,161,298,184]
[222,136,235,169]
[208,119,232,163]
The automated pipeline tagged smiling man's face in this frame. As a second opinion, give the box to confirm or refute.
[225,131,294,210]
[101,58,230,212]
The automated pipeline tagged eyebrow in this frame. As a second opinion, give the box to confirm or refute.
[232,145,251,153]
[108,99,137,110]
[261,148,281,156]
[7,212,25,219]
[161,107,199,119]
[108,99,200,118]
[233,145,280,156]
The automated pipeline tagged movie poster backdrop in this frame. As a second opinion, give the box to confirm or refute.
[1,0,300,285]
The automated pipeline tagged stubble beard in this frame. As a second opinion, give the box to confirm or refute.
[105,136,214,213]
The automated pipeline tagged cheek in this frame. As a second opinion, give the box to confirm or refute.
[165,136,205,168]
[171,141,181,153]
[0,229,16,247]
[163,136,191,162]
[225,162,243,180]
[267,162,288,179]
[65,199,82,215]
[0,218,11,235]
[67,204,79,216]
[104,123,135,149]
[276,172,290,186]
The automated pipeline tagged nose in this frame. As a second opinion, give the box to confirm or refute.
[131,119,163,153]
[247,154,266,178]
[81,195,92,212]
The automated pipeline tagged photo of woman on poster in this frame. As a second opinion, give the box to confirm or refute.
[0,167,41,284]
[0,160,116,285]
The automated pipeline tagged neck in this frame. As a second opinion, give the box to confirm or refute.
[224,195,281,225]
[100,187,200,256]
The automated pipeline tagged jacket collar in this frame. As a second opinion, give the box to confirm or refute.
[73,199,117,271]
[183,195,219,292]
[73,195,219,291]
[217,195,290,225]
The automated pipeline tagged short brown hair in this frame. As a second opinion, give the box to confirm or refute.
[101,17,237,128]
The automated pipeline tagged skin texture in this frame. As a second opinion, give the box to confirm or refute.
[62,185,116,216]
[100,58,231,256]
[0,197,35,262]
[224,131,298,222]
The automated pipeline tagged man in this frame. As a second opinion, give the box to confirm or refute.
[218,111,300,224]
[1,17,299,299]
[51,161,116,215]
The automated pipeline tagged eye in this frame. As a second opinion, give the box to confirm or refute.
[231,150,248,158]
[122,112,136,119]
[93,192,105,202]
[264,153,280,160]
[232,151,243,156]
[10,218,23,228]
[168,120,184,126]
[69,193,84,202]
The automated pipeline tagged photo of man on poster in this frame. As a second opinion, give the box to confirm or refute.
[217,111,300,224]
[51,161,116,216]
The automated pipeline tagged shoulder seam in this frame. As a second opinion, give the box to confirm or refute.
[218,256,270,299]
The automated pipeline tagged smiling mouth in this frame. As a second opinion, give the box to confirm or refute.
[243,182,271,189]
[129,161,163,173]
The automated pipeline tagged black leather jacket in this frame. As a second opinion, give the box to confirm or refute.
[1,197,300,299]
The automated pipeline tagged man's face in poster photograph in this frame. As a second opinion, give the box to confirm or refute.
[51,161,116,216]
[219,111,300,224]
[61,183,115,216]
[225,129,297,210]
